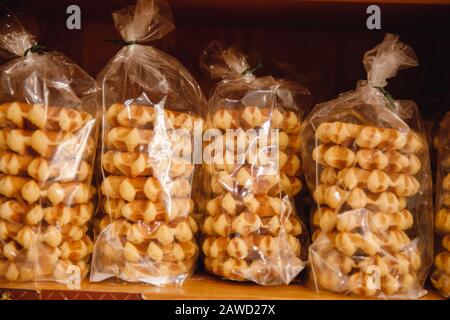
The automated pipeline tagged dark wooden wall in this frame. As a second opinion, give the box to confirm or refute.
[2,0,450,124]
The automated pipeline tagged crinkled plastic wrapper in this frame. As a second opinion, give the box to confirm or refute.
[431,112,450,298]
[199,41,311,285]
[301,34,433,298]
[90,0,206,285]
[0,10,99,288]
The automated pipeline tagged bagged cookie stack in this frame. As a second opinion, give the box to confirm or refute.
[0,11,99,287]
[431,112,450,298]
[90,0,206,285]
[199,41,311,285]
[301,34,433,298]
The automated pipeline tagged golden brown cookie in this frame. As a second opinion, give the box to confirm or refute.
[0,102,93,132]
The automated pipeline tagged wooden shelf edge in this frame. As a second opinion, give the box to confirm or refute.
[0,274,444,300]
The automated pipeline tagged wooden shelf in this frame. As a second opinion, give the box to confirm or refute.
[0,274,444,300]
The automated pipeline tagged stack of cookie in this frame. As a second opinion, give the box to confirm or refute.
[0,102,96,283]
[202,105,307,285]
[309,121,427,297]
[95,103,201,283]
[432,114,450,298]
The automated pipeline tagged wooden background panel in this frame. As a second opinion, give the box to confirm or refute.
[1,0,449,122]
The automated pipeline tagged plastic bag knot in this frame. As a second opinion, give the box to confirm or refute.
[199,40,251,80]
[363,33,418,88]
[112,0,174,43]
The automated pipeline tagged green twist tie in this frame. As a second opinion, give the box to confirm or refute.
[104,39,139,46]
[374,86,397,111]
[241,59,262,75]
[24,44,46,56]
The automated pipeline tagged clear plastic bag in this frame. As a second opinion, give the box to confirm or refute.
[431,112,450,298]
[301,34,433,298]
[90,0,206,285]
[199,41,311,285]
[0,9,99,288]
